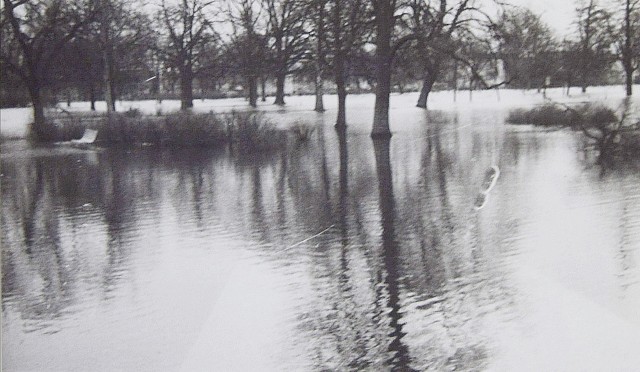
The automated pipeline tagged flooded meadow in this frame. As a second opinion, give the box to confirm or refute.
[2,89,640,371]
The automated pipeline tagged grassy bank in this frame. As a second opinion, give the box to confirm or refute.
[47,110,287,151]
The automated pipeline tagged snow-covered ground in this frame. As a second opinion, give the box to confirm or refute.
[2,85,637,139]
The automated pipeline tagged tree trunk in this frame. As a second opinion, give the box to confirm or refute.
[416,71,437,109]
[314,0,325,112]
[180,65,194,110]
[110,77,116,111]
[335,58,347,128]
[624,0,633,96]
[453,61,458,103]
[102,0,115,114]
[371,1,393,138]
[314,73,325,112]
[89,85,96,111]
[581,70,588,93]
[274,71,286,105]
[336,80,347,128]
[248,75,258,108]
[29,85,51,141]
[104,48,115,113]
[261,76,266,102]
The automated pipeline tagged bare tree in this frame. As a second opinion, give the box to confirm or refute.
[401,0,489,108]
[263,0,309,105]
[158,0,216,110]
[311,0,327,112]
[326,0,370,129]
[93,0,155,112]
[227,0,267,107]
[614,0,640,95]
[493,7,557,91]
[1,0,95,141]
[575,0,613,93]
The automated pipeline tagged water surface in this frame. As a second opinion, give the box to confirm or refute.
[3,92,640,371]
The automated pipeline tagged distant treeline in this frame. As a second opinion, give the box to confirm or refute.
[3,0,640,140]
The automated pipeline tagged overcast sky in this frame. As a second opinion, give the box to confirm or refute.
[506,0,577,37]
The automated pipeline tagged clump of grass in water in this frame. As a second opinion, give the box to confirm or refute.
[50,110,285,150]
[507,102,640,162]
[506,103,616,127]
[506,104,576,126]
[223,111,286,151]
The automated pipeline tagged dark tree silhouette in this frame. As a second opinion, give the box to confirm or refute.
[493,8,557,90]
[614,0,640,96]
[326,0,370,128]
[1,0,95,141]
[311,0,327,112]
[228,0,267,107]
[575,0,613,93]
[371,0,394,138]
[159,0,216,110]
[263,0,309,105]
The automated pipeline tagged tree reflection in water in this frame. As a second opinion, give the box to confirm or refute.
[4,104,637,371]
[373,137,416,371]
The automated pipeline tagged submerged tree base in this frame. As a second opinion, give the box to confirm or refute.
[370,130,393,139]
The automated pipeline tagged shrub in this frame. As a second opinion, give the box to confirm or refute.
[223,111,286,151]
[506,103,617,128]
[507,102,640,163]
[98,112,227,146]
[506,104,575,126]
[163,112,227,146]
[46,110,287,150]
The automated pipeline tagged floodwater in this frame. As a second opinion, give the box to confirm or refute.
[2,90,640,371]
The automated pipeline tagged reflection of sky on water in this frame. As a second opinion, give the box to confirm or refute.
[2,94,640,371]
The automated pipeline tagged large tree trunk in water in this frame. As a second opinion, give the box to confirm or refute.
[371,0,393,138]
[416,72,437,109]
[314,0,325,112]
[274,71,286,105]
[102,1,115,115]
[336,80,347,128]
[89,85,96,111]
[335,57,347,128]
[29,86,52,141]
[248,75,258,108]
[180,65,194,110]
[104,49,115,113]
[314,73,325,112]
[624,0,633,96]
